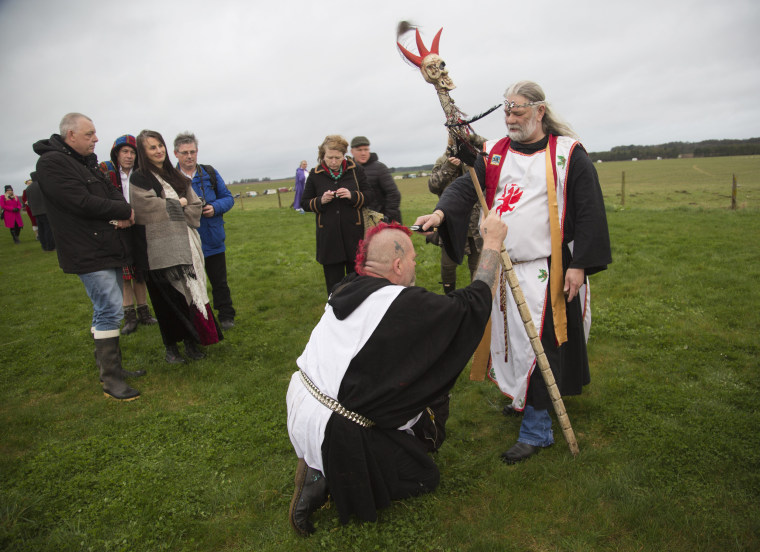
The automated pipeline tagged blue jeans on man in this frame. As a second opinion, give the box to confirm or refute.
[78,268,123,335]
[518,405,555,447]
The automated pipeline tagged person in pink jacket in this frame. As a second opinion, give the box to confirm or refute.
[1,185,24,244]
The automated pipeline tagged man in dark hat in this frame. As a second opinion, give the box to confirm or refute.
[350,136,402,223]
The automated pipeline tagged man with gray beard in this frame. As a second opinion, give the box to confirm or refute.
[415,80,611,465]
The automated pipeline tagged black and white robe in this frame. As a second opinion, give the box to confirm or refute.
[286,274,492,523]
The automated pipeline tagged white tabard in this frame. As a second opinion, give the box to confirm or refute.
[483,136,590,409]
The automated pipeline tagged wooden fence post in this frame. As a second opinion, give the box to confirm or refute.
[621,171,626,207]
[731,174,737,210]
[276,189,282,208]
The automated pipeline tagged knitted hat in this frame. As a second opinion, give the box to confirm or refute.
[351,136,370,148]
[110,134,138,167]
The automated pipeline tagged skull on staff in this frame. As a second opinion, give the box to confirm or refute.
[397,27,456,91]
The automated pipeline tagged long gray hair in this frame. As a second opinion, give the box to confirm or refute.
[504,81,578,140]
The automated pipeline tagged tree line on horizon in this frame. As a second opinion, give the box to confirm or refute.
[588,137,760,162]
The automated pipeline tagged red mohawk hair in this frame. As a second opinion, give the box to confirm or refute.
[354,222,412,275]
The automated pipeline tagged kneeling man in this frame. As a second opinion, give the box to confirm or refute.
[286,213,507,535]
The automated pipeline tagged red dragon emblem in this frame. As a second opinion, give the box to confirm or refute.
[495,183,523,215]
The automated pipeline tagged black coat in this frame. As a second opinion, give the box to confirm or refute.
[33,135,131,274]
[301,159,367,265]
[356,152,402,223]
[320,274,493,523]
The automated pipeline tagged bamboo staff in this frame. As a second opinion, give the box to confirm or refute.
[397,24,579,456]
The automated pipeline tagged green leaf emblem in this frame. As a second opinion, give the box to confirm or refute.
[538,269,548,282]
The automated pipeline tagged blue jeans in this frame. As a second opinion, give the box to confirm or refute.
[78,269,124,332]
[518,405,555,447]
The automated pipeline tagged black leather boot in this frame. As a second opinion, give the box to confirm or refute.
[121,306,138,335]
[502,403,523,417]
[96,336,140,401]
[289,458,328,536]
[115,344,146,379]
[442,283,455,295]
[165,343,185,364]
[136,304,157,325]
[184,339,206,360]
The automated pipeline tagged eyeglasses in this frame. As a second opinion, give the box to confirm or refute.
[177,150,197,156]
[504,100,544,115]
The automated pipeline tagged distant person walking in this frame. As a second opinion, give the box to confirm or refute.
[1,185,24,244]
[292,160,307,213]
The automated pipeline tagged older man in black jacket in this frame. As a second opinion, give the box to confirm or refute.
[350,136,402,223]
[33,113,143,401]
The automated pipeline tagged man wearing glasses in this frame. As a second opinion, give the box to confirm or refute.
[174,132,236,330]
[415,80,611,465]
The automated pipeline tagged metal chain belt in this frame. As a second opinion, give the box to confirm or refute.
[299,370,375,428]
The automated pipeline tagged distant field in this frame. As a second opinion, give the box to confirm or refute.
[231,155,760,213]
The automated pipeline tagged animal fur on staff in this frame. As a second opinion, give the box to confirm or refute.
[396,21,580,456]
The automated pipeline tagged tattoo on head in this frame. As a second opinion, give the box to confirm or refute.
[394,240,405,257]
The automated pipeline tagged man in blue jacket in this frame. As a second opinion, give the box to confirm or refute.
[174,132,236,330]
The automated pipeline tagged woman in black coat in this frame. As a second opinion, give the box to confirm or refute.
[302,135,368,296]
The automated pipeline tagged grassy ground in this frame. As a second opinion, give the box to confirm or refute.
[1,156,758,551]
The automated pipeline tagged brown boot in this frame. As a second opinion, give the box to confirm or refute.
[137,304,157,325]
[289,458,328,536]
[121,306,138,335]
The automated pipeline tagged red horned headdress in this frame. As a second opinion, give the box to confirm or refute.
[396,22,455,91]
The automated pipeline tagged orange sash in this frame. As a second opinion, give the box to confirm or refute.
[545,137,567,345]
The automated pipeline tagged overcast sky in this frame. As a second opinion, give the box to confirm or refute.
[1,0,758,191]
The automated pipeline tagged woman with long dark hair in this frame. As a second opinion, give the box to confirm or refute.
[129,130,222,363]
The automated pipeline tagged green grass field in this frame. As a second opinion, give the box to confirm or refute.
[1,156,758,551]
